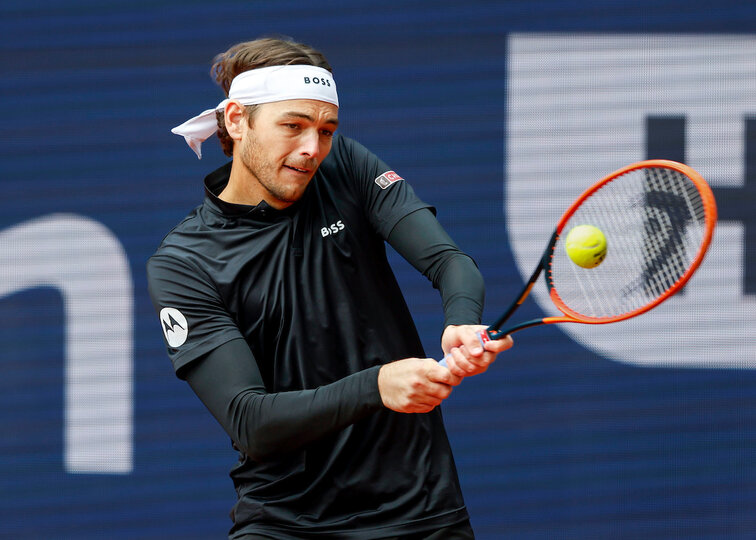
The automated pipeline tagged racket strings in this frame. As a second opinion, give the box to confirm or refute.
[549,166,707,320]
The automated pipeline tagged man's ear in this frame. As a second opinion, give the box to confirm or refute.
[224,100,247,141]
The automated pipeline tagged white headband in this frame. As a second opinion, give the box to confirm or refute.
[171,65,339,159]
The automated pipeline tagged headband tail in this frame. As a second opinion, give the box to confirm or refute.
[171,106,224,159]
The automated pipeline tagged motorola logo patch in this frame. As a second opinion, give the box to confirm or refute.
[160,307,188,348]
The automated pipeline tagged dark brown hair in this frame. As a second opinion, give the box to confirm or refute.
[211,37,333,156]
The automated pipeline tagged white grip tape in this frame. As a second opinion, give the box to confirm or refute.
[437,331,487,368]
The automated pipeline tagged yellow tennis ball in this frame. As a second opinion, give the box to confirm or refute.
[564,225,608,269]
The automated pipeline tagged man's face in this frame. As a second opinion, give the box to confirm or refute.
[236,99,338,209]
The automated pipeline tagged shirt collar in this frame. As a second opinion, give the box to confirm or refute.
[203,162,280,219]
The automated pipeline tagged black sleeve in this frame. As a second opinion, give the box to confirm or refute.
[387,208,485,328]
[147,253,244,377]
[184,338,384,461]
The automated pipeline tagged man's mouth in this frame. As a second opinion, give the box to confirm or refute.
[284,164,311,174]
[284,158,318,175]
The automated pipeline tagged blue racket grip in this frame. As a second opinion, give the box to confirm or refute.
[438,330,489,368]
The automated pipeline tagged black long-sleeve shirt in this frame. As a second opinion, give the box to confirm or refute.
[183,208,483,461]
[147,134,483,539]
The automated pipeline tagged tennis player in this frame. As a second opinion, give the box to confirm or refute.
[147,37,513,539]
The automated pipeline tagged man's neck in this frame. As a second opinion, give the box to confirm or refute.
[219,160,264,207]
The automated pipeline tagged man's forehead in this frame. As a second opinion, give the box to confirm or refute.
[262,99,338,120]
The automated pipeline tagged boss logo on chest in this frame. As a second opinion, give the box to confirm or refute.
[321,220,345,237]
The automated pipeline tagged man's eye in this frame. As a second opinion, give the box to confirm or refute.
[320,130,334,137]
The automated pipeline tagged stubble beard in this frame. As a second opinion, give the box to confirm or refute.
[239,132,314,206]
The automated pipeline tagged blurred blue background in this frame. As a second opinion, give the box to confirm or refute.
[1,1,755,538]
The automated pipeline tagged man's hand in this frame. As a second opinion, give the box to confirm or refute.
[441,325,514,378]
[377,358,462,413]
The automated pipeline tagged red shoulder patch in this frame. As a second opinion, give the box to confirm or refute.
[374,170,404,189]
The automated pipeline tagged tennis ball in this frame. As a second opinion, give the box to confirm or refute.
[564,224,607,269]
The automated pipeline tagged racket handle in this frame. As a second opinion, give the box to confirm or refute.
[438,330,489,368]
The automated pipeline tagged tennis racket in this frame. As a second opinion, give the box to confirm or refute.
[440,159,717,366]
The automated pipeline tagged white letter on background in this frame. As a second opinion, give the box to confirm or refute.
[0,214,133,473]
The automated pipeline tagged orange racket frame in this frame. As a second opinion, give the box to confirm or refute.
[483,159,717,342]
